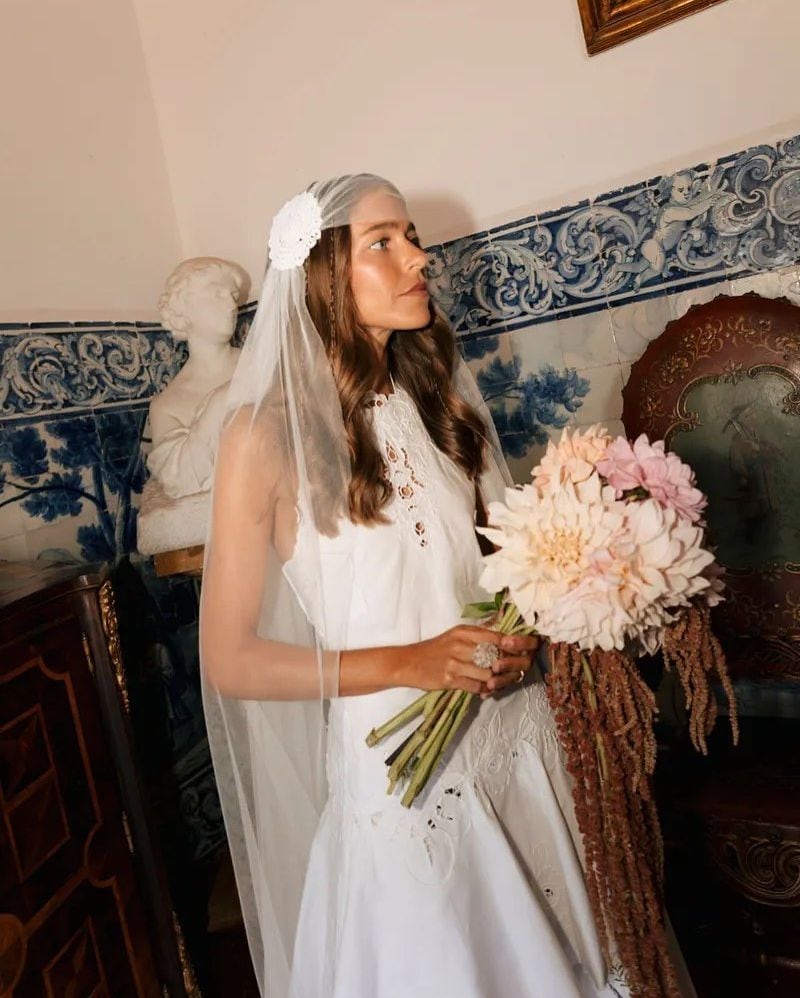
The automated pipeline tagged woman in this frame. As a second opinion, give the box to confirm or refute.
[200,175,677,997]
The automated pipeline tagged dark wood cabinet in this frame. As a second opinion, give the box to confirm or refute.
[0,564,191,997]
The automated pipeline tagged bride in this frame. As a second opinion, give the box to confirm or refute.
[199,175,693,998]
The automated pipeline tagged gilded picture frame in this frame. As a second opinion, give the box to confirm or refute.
[578,0,729,55]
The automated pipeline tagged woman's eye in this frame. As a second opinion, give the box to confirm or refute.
[369,237,390,250]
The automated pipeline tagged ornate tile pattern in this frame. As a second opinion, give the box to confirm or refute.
[428,134,800,336]
[0,324,185,423]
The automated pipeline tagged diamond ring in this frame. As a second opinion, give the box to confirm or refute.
[471,641,500,670]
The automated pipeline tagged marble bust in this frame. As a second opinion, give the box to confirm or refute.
[137,257,250,557]
[147,257,249,496]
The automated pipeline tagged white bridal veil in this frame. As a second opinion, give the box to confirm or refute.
[199,175,511,996]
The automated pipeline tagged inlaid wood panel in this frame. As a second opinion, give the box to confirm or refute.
[0,593,160,997]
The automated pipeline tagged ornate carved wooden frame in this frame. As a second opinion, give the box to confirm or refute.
[622,293,800,679]
[578,0,729,55]
[706,815,800,908]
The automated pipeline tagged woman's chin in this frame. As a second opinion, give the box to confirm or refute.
[393,305,432,330]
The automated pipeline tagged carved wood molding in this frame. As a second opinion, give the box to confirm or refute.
[624,298,800,442]
[577,0,729,55]
[98,580,130,714]
[171,911,202,998]
[705,817,800,908]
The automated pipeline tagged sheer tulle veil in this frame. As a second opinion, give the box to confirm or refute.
[199,175,511,996]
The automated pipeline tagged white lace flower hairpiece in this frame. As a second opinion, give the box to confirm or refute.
[268,191,324,271]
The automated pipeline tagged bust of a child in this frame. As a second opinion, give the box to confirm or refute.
[146,257,250,498]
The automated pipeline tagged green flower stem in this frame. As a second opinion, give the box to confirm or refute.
[422,690,442,717]
[383,689,452,767]
[401,690,465,808]
[384,728,416,768]
[397,604,531,804]
[402,689,462,784]
[386,691,450,788]
[438,690,473,759]
[509,622,537,636]
[365,691,434,748]
[497,602,521,633]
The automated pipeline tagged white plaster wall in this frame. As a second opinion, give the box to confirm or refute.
[0,0,181,320]
[132,0,799,284]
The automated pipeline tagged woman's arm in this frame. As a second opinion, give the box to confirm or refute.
[200,411,326,698]
[200,413,527,701]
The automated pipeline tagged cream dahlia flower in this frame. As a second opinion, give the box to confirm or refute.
[478,472,716,653]
[532,425,613,493]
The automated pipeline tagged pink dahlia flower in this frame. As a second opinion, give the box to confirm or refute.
[596,434,707,524]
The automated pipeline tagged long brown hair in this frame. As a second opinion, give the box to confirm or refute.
[305,224,488,524]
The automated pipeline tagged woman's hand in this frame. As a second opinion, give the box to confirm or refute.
[482,633,541,699]
[391,626,540,696]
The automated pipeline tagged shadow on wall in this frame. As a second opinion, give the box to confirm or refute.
[406,191,480,247]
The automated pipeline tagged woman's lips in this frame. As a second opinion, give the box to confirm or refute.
[401,283,428,297]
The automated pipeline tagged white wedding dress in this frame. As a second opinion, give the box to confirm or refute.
[282,385,692,998]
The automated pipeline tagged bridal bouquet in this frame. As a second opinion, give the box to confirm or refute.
[366,425,738,998]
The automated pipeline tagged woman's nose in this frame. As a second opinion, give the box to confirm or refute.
[406,242,430,272]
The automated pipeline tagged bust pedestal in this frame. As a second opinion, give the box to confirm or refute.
[153,545,205,578]
[136,479,206,577]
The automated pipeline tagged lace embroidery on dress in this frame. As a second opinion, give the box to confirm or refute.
[358,682,584,968]
[465,683,561,798]
[366,684,564,883]
[366,388,435,549]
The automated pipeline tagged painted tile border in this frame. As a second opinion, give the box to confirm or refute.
[2,134,798,420]
[428,133,800,341]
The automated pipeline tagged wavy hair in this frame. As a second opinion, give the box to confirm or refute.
[305,225,487,525]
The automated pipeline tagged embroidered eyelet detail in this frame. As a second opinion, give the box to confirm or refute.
[368,391,434,549]
[353,687,573,926]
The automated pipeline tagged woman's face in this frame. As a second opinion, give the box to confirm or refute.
[348,189,430,345]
